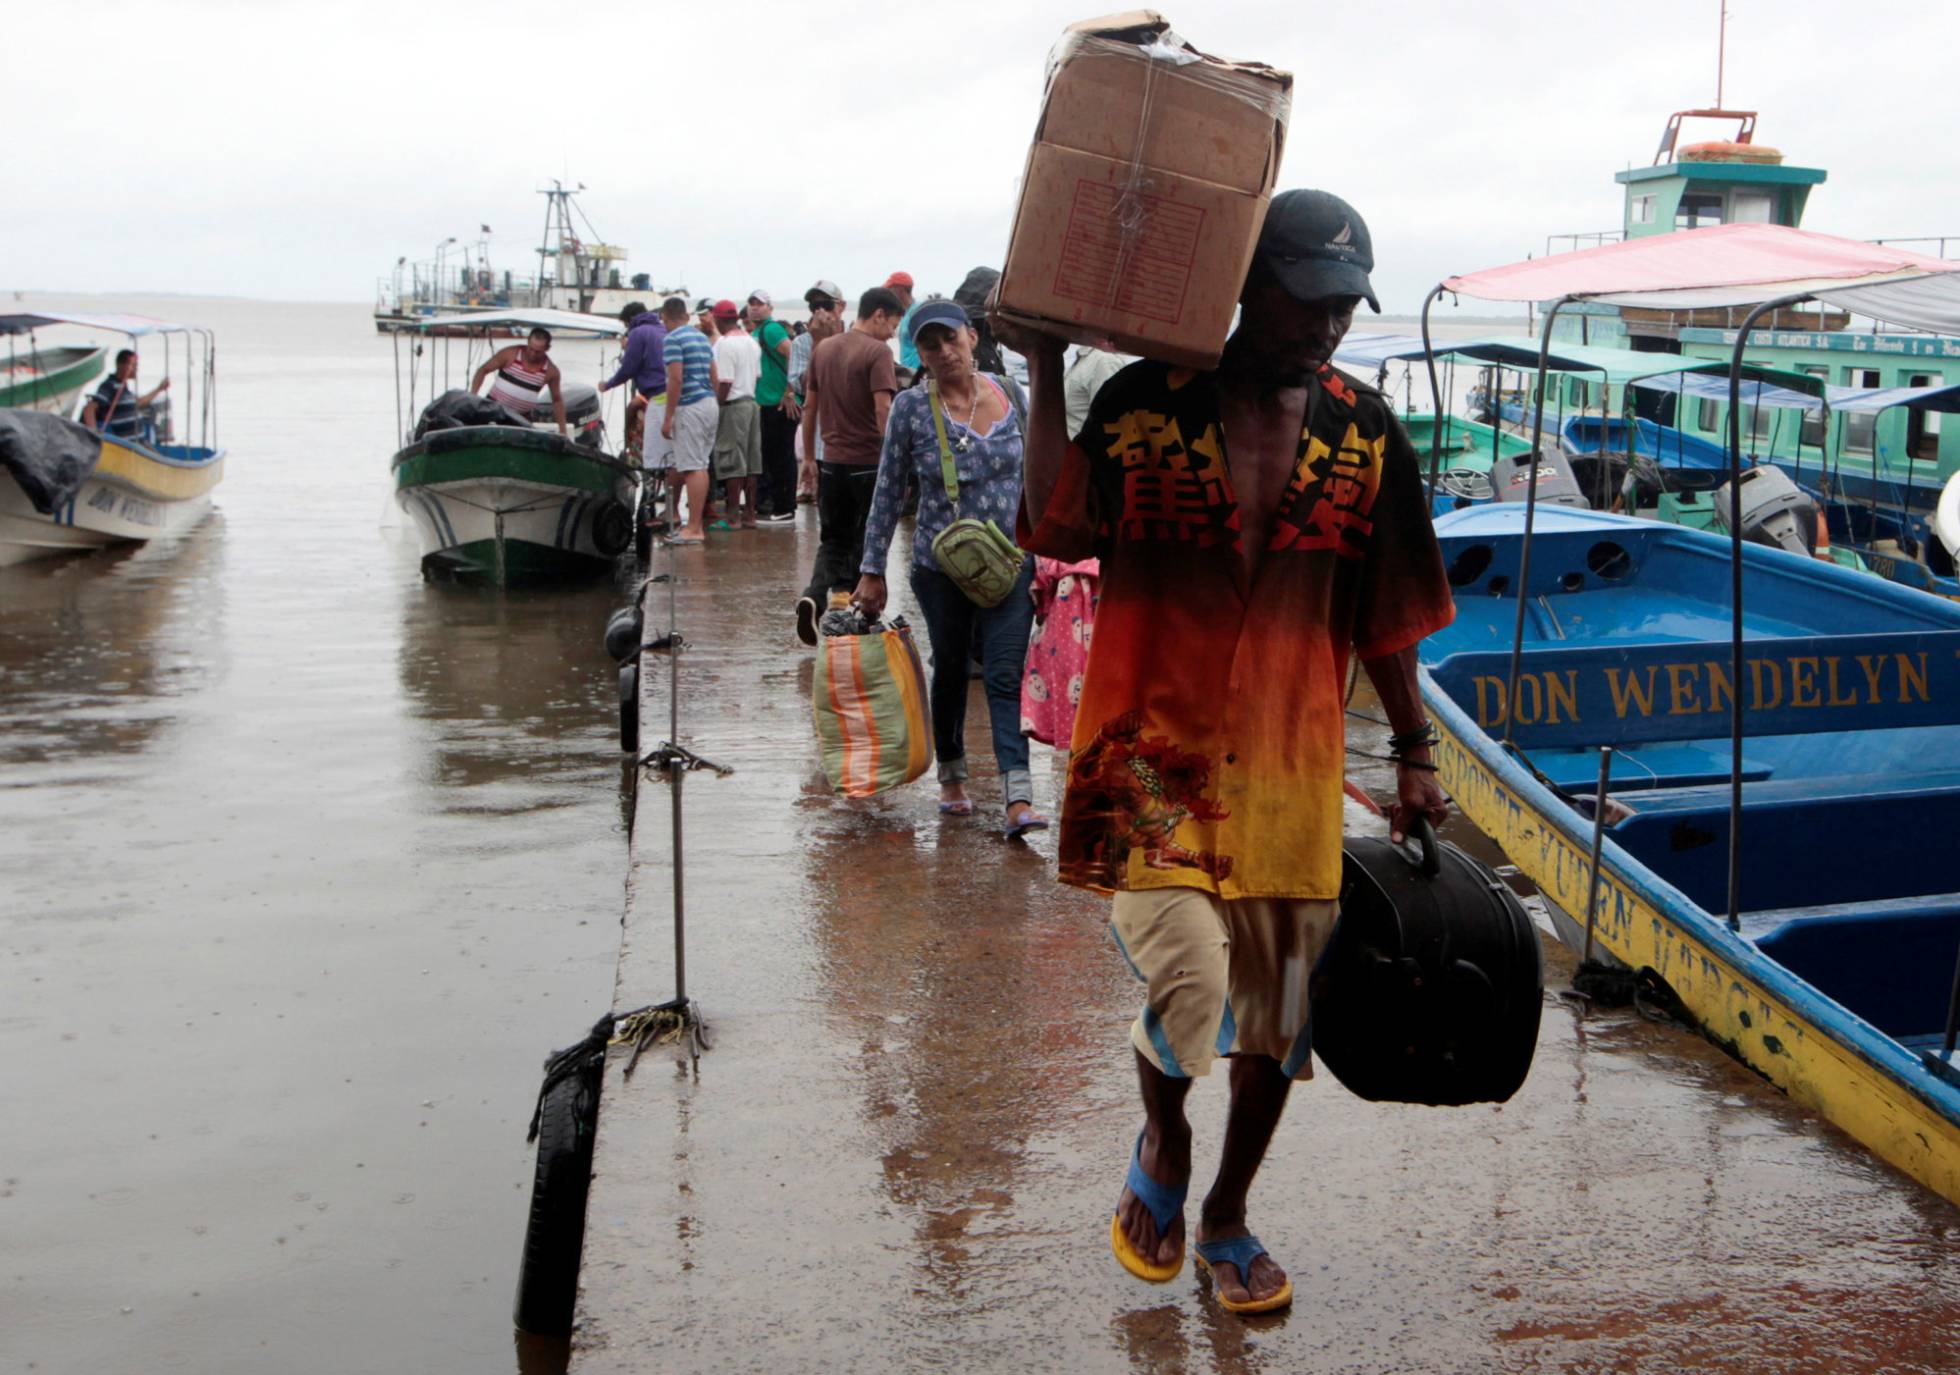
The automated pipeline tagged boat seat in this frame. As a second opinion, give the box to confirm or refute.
[1608,769,1960,914]
[1738,895,1960,1039]
[1528,742,1774,793]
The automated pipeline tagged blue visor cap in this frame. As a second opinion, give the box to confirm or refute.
[907,300,971,346]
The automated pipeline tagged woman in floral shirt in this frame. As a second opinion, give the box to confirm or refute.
[852,302,1045,837]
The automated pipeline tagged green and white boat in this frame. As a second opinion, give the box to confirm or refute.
[390,309,637,586]
[1,341,107,413]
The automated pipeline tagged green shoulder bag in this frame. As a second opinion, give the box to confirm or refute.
[927,381,1024,608]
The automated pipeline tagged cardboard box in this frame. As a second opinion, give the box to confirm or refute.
[998,12,1292,370]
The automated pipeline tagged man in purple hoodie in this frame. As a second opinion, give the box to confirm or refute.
[601,302,670,466]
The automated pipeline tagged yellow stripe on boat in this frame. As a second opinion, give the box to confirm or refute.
[1432,713,1960,1206]
[94,437,225,502]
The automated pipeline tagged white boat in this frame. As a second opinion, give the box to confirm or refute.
[0,310,223,567]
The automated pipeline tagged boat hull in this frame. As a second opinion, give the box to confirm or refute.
[392,427,635,586]
[0,344,107,413]
[0,434,223,566]
[1418,506,1960,1206]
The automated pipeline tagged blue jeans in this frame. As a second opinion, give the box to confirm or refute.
[908,559,1036,806]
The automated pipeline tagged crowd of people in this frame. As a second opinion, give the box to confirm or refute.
[515,191,1459,1319]
[584,267,1129,838]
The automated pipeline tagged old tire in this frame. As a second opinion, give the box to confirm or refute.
[592,500,633,558]
[512,1070,599,1337]
[618,662,639,754]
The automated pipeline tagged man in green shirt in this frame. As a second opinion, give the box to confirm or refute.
[746,290,798,524]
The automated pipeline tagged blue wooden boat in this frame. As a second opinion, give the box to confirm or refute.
[1418,503,1960,1203]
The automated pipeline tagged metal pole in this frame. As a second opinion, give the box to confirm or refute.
[1502,296,1573,747]
[667,540,684,1000]
[1582,746,1613,966]
[1724,292,1813,932]
[1418,284,1447,505]
[1938,942,1960,1065]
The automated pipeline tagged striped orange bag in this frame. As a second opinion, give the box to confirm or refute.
[812,614,933,798]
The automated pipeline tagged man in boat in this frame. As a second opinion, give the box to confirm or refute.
[1007,189,1455,1316]
[470,328,568,436]
[81,349,168,440]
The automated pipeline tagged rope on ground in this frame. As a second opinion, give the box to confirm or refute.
[611,997,713,1076]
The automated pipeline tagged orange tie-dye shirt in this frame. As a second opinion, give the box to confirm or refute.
[1020,360,1454,901]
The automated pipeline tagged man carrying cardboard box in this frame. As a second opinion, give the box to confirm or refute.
[1009,189,1455,1316]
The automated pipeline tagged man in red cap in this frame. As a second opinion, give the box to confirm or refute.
[885,272,919,372]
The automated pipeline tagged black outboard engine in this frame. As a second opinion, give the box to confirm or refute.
[1713,465,1818,557]
[552,383,605,448]
[1313,819,1542,1106]
[1490,447,1589,509]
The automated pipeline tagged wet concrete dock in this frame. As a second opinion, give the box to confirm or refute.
[574,521,1960,1374]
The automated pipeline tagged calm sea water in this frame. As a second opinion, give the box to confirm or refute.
[1,295,636,1373]
[0,298,1511,1372]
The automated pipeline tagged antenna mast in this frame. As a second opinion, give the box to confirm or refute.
[1717,2,1729,106]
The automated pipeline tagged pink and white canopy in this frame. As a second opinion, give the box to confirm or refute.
[1442,224,1960,334]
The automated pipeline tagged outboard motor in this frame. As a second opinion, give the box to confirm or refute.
[1313,819,1542,1106]
[1713,465,1818,557]
[1490,447,1589,510]
[552,383,605,448]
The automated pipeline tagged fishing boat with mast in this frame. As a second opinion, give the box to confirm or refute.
[0,309,222,566]
[1409,224,1960,1206]
[374,182,684,334]
[389,307,638,586]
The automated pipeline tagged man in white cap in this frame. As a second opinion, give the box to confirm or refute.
[1009,189,1455,1317]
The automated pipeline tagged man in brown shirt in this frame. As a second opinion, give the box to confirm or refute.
[794,286,904,645]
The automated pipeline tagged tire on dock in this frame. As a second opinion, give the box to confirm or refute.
[513,1053,602,1337]
[618,661,639,754]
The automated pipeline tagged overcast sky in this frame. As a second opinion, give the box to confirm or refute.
[9,0,1954,314]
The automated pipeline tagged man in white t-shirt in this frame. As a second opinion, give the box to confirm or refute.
[710,299,764,527]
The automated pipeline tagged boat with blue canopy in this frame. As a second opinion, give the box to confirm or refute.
[1410,224,1960,1205]
[0,309,223,566]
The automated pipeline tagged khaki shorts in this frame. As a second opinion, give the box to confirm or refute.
[712,395,763,480]
[1111,888,1341,1081]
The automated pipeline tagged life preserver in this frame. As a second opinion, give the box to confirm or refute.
[1679,140,1783,165]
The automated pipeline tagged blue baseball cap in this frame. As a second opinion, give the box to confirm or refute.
[907,300,970,345]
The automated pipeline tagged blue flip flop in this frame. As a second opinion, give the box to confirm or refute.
[1194,1234,1294,1314]
[1003,810,1050,840]
[1110,1130,1187,1283]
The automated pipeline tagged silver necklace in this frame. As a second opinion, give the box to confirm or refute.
[948,377,982,452]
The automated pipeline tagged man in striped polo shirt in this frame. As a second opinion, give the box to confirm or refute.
[659,296,721,544]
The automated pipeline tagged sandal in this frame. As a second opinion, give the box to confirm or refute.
[1110,1130,1187,1283]
[1004,808,1050,840]
[1194,1234,1294,1314]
